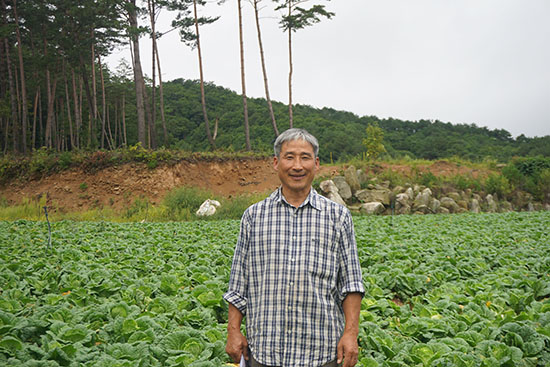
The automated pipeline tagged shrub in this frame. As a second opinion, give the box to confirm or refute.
[164,186,212,216]
[484,174,512,199]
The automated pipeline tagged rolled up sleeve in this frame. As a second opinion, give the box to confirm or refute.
[223,210,251,315]
[337,211,365,301]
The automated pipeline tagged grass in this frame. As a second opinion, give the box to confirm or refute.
[0,187,270,222]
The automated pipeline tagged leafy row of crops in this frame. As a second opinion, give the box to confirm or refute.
[1,211,549,366]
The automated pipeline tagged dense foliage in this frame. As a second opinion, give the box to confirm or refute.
[1,211,549,366]
[150,79,550,163]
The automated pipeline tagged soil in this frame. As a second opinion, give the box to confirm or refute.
[0,158,485,213]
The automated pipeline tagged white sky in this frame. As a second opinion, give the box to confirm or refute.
[106,0,550,138]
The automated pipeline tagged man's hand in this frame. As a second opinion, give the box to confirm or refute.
[337,292,362,366]
[226,303,248,363]
[226,328,249,363]
[337,330,358,367]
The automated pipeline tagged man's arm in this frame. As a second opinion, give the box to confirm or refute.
[337,292,362,367]
[226,303,249,363]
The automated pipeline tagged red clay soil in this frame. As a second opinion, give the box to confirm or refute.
[0,159,484,213]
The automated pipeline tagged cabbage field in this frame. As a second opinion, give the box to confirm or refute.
[1,211,549,366]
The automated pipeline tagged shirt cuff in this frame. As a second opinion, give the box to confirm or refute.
[339,282,365,301]
[223,290,247,315]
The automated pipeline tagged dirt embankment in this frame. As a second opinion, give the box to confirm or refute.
[0,159,483,213]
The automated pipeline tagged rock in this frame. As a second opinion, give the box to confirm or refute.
[430,198,441,214]
[397,204,411,215]
[440,197,460,213]
[357,169,369,185]
[413,188,432,210]
[500,200,513,212]
[438,207,450,214]
[392,186,405,195]
[360,202,385,215]
[395,193,411,214]
[448,192,462,202]
[527,202,535,212]
[470,198,481,213]
[457,200,468,210]
[332,176,352,201]
[405,187,414,200]
[544,204,550,211]
[320,180,338,195]
[345,165,361,193]
[319,180,346,206]
[355,189,391,206]
[414,204,431,214]
[196,199,221,216]
[486,194,497,213]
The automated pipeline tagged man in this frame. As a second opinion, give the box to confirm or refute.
[224,128,364,367]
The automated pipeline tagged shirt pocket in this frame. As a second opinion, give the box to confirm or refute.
[307,236,338,282]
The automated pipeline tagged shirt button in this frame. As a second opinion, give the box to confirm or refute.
[292,236,296,240]
[289,282,294,286]
[290,258,295,262]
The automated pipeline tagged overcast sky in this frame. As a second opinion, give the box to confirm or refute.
[107,0,550,138]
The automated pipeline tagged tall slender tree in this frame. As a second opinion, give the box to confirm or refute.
[170,0,219,149]
[253,0,278,137]
[276,0,333,128]
[237,0,251,150]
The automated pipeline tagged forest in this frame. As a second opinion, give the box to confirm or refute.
[1,0,549,164]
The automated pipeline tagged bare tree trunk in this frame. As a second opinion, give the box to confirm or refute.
[148,0,157,147]
[79,53,96,148]
[91,34,99,140]
[71,68,81,149]
[3,37,17,153]
[13,0,27,153]
[32,87,39,149]
[193,0,215,149]
[45,70,57,149]
[122,93,127,146]
[98,53,107,149]
[63,60,75,149]
[237,0,251,151]
[155,44,168,146]
[253,0,278,137]
[128,1,147,147]
[287,2,293,129]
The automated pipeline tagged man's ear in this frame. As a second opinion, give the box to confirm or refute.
[273,156,279,171]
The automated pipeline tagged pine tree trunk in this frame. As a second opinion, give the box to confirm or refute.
[253,0,278,137]
[71,68,81,149]
[3,37,18,153]
[193,0,215,149]
[32,87,39,149]
[122,93,127,146]
[238,0,251,151]
[98,53,107,149]
[63,61,75,150]
[13,0,27,153]
[79,54,96,148]
[128,1,147,147]
[287,2,293,129]
[148,0,157,147]
[155,46,168,146]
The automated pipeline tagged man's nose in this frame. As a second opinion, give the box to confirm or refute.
[292,158,304,170]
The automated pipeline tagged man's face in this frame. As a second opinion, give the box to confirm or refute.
[273,139,319,197]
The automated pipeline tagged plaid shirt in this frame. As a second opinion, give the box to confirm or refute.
[224,188,364,367]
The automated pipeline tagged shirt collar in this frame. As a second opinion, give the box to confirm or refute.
[272,186,322,211]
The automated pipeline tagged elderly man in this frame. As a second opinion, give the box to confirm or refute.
[224,128,364,367]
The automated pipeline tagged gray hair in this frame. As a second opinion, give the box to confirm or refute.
[274,128,319,158]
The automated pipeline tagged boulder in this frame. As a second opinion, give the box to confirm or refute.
[413,188,433,209]
[332,176,352,201]
[430,198,441,214]
[345,165,361,193]
[196,199,221,216]
[447,192,462,202]
[414,205,431,214]
[355,189,391,206]
[457,200,469,210]
[438,207,450,214]
[486,194,497,213]
[527,202,535,212]
[360,202,386,215]
[392,186,405,195]
[357,169,370,185]
[319,180,346,206]
[395,193,411,214]
[405,187,414,200]
[440,197,460,213]
[470,198,481,213]
[500,200,513,212]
